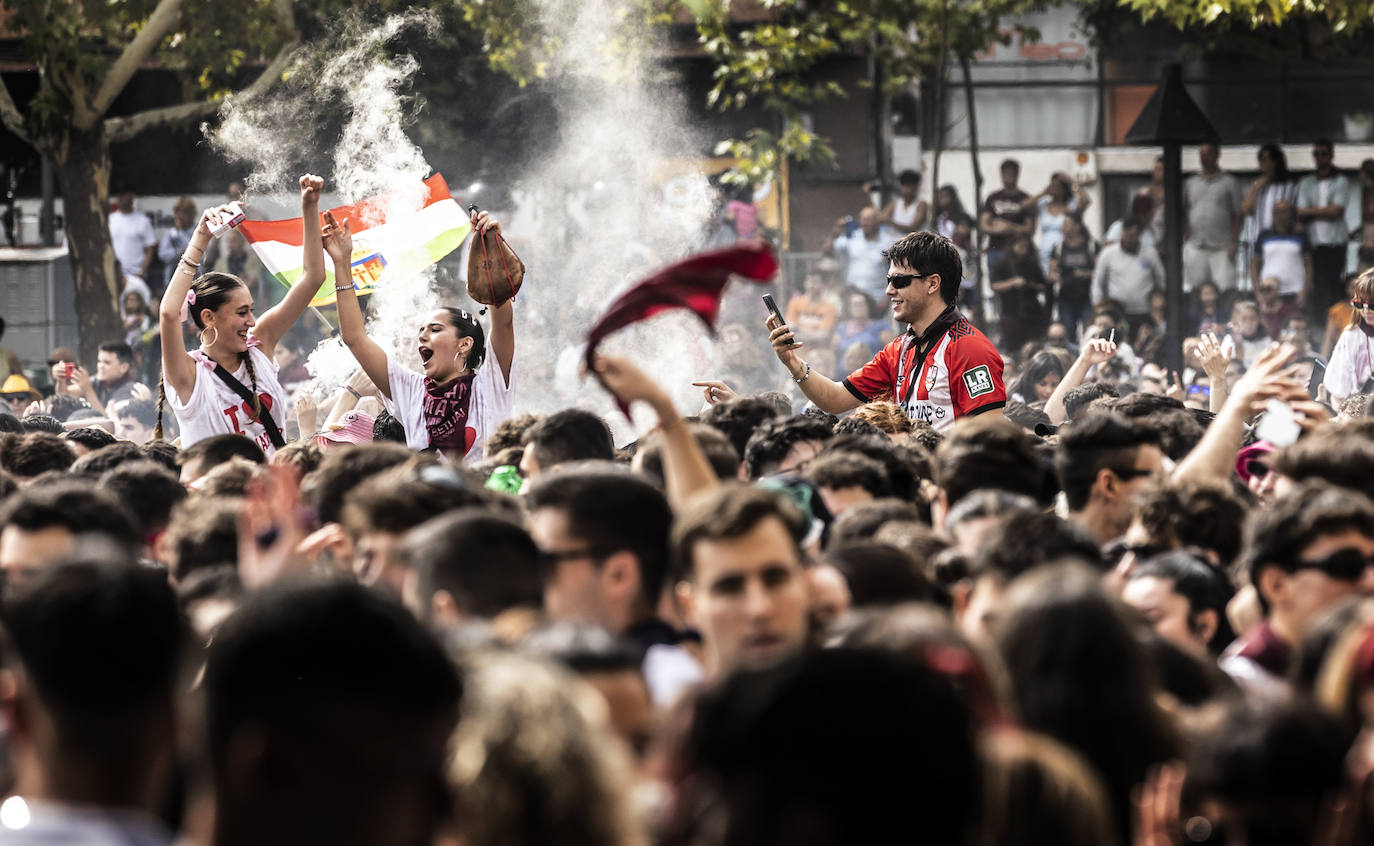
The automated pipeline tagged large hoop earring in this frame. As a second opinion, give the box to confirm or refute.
[200,326,218,348]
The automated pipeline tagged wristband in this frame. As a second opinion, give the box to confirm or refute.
[793,362,812,384]
[335,284,355,293]
[342,384,362,400]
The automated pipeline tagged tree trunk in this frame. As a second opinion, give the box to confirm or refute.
[928,0,950,215]
[961,53,985,323]
[50,124,121,365]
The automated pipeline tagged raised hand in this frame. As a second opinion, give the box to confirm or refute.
[472,209,502,237]
[1196,332,1231,381]
[691,379,738,405]
[590,354,672,416]
[346,367,377,397]
[766,315,804,374]
[321,210,352,264]
[1079,338,1117,367]
[299,173,323,206]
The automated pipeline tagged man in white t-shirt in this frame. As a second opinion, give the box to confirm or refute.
[107,191,156,281]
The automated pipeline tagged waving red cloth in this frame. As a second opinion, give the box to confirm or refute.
[584,240,779,416]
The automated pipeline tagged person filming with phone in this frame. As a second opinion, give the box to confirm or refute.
[766,231,1005,432]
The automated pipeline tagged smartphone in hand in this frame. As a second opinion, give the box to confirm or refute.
[762,293,785,326]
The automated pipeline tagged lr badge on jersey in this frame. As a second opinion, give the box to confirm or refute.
[963,365,994,398]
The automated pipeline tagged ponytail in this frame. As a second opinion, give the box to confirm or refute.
[241,350,262,418]
[154,375,168,441]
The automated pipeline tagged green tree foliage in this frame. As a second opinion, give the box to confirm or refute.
[1118,0,1374,32]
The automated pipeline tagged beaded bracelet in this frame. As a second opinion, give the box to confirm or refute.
[793,361,812,384]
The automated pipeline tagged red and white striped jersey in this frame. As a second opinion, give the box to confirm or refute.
[842,309,1006,432]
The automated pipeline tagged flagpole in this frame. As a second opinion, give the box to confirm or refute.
[309,306,334,335]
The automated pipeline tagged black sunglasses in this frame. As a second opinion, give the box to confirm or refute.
[1295,548,1374,582]
[886,272,933,290]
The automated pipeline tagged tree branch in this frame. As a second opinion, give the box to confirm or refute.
[81,0,186,129]
[0,73,30,146]
[103,38,298,144]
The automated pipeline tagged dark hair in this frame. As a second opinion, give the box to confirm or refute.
[401,509,542,621]
[994,564,1180,844]
[1245,483,1374,615]
[1258,143,1290,181]
[674,648,979,845]
[825,433,931,503]
[700,396,784,459]
[882,231,962,305]
[1054,412,1161,511]
[1188,702,1353,844]
[806,451,891,499]
[20,414,63,434]
[824,541,936,608]
[156,272,258,440]
[743,414,833,479]
[342,461,500,539]
[441,307,487,371]
[63,426,118,453]
[1063,382,1119,420]
[175,564,244,610]
[1134,480,1247,568]
[0,480,140,550]
[68,441,142,476]
[523,409,614,470]
[828,498,921,548]
[47,394,86,423]
[526,470,673,605]
[1129,552,1237,655]
[118,398,157,428]
[139,440,180,472]
[100,460,187,539]
[97,341,134,366]
[1272,428,1374,498]
[1313,137,1334,152]
[371,410,407,443]
[936,417,1046,509]
[1000,158,1021,174]
[635,423,740,485]
[180,433,265,474]
[0,413,20,434]
[165,496,241,581]
[1010,351,1066,403]
[303,441,413,526]
[203,581,461,838]
[973,511,1103,580]
[671,484,807,581]
[520,622,643,676]
[897,169,921,186]
[0,545,187,748]
[1,432,74,477]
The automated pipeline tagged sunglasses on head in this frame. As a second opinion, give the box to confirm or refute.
[887,272,933,290]
[1295,547,1374,581]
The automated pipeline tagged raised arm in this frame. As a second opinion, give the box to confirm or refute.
[1173,344,1302,485]
[1196,332,1231,413]
[1045,338,1117,424]
[473,210,514,387]
[158,207,224,404]
[254,174,326,353]
[592,354,717,506]
[766,315,862,414]
[324,212,392,399]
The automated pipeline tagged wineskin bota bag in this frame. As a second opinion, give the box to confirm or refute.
[466,227,525,306]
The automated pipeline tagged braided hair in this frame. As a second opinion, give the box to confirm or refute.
[155,272,256,440]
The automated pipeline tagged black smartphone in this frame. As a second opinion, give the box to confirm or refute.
[762,293,785,325]
[1308,357,1326,399]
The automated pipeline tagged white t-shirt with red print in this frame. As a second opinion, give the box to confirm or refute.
[166,341,288,456]
[383,336,514,464]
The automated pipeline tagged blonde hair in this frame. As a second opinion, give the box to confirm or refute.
[447,651,647,846]
[1347,268,1374,330]
[851,400,914,435]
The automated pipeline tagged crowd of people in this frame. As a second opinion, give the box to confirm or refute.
[1,160,1374,845]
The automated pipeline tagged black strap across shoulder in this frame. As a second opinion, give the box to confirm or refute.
[211,363,286,449]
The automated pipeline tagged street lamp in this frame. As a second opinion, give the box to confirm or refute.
[1124,62,1219,378]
